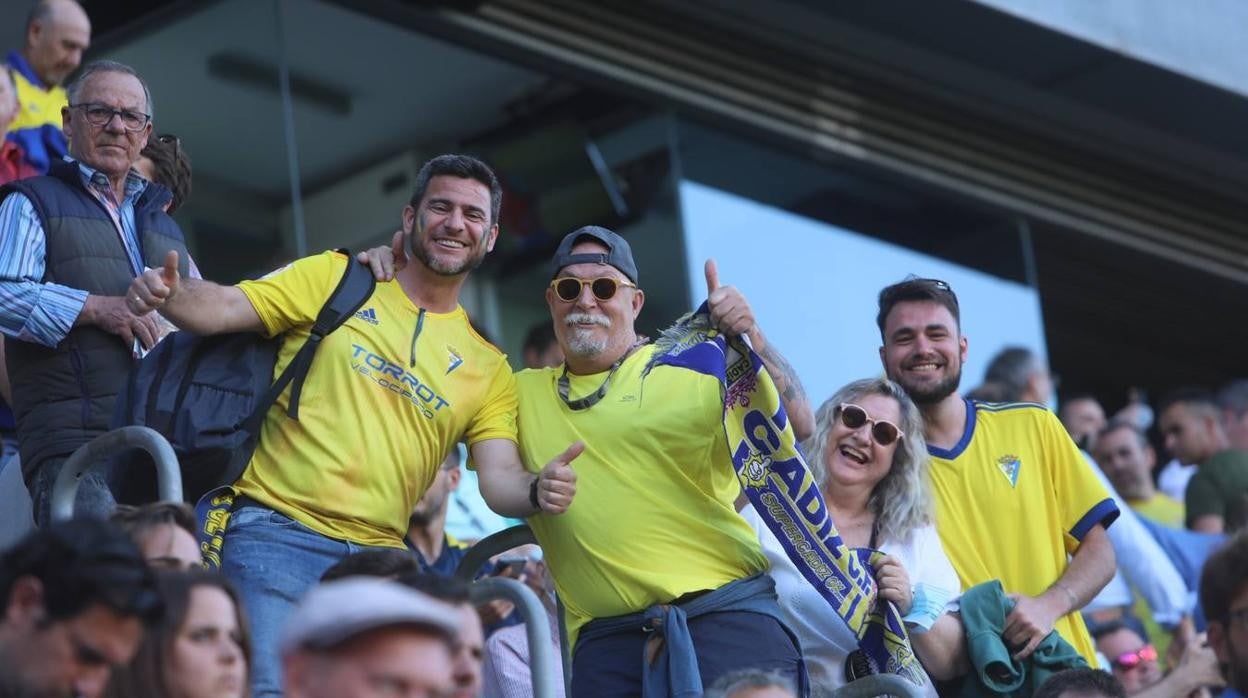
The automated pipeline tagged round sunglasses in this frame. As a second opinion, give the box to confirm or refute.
[835,403,903,446]
[550,276,636,303]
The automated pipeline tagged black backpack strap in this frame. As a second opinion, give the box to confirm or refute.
[242,250,376,432]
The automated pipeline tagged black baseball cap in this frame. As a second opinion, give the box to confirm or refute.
[549,226,639,284]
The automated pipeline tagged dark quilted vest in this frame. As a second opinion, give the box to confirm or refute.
[0,161,190,481]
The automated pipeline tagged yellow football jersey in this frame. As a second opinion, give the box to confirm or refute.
[516,345,768,644]
[234,251,517,547]
[928,399,1117,665]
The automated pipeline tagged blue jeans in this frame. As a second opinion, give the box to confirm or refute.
[220,502,396,698]
[29,455,116,526]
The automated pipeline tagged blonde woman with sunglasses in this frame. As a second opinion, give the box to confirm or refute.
[740,377,967,696]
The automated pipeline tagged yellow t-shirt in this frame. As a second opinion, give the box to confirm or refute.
[234,251,517,547]
[928,399,1118,665]
[516,345,768,644]
[1130,493,1185,530]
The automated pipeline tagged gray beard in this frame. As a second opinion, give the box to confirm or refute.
[565,329,607,358]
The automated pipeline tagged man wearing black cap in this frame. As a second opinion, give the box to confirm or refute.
[515,226,814,696]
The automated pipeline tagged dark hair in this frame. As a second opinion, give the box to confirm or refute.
[320,549,421,583]
[1058,393,1101,414]
[1200,531,1248,626]
[876,276,961,340]
[66,60,154,119]
[111,501,197,541]
[522,321,558,357]
[409,154,502,227]
[1216,379,1248,418]
[140,135,191,214]
[1097,419,1149,448]
[1034,668,1126,698]
[1156,386,1218,417]
[396,572,471,605]
[1089,618,1130,642]
[103,570,251,698]
[0,520,163,625]
[1088,615,1150,644]
[983,347,1041,403]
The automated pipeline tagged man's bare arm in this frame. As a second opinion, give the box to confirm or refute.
[913,613,969,681]
[472,438,580,518]
[1003,523,1115,659]
[129,250,263,335]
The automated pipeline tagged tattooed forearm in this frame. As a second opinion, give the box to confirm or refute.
[748,327,814,440]
[760,343,807,403]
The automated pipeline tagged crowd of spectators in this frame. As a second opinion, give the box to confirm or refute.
[3,1,1248,697]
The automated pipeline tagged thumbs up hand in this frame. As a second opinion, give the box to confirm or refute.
[705,258,755,337]
[534,441,583,514]
[128,249,182,314]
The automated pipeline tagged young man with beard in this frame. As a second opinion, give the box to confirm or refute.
[128,154,579,698]
[875,278,1118,665]
[407,444,473,576]
[514,227,815,695]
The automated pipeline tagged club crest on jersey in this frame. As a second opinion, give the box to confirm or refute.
[446,346,464,375]
[997,454,1021,488]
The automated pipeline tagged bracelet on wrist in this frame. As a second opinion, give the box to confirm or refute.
[1053,582,1079,612]
[529,477,541,512]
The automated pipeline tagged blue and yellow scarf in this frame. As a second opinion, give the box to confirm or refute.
[647,304,924,685]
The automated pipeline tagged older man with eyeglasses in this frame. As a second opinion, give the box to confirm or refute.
[0,59,197,524]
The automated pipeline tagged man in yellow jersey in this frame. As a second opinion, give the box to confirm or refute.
[1094,421,1185,528]
[128,154,580,698]
[875,277,1118,665]
[515,226,815,696]
[5,0,91,173]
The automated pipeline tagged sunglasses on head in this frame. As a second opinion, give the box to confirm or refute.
[1111,644,1157,670]
[836,403,903,446]
[550,276,636,303]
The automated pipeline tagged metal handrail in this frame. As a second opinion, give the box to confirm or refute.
[456,524,571,696]
[831,673,926,698]
[51,426,182,521]
[454,524,538,581]
[469,577,558,698]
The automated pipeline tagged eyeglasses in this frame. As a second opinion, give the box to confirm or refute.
[71,102,151,132]
[1110,644,1157,671]
[550,276,636,303]
[836,403,903,446]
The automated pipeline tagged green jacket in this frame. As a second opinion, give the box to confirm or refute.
[958,580,1087,697]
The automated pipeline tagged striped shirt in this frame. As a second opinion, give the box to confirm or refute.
[0,158,197,347]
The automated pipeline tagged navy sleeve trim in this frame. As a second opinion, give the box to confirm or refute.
[1071,498,1120,541]
[928,397,977,460]
[974,400,1048,413]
